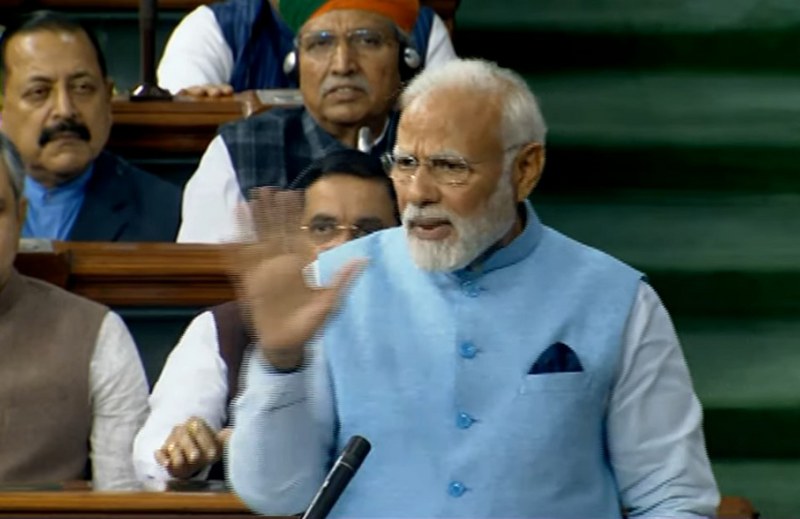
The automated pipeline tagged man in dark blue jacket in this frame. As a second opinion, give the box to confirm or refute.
[0,11,180,242]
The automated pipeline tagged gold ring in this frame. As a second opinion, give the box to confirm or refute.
[166,442,177,452]
[188,419,201,433]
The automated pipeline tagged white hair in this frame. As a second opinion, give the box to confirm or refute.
[400,58,547,149]
[403,173,517,272]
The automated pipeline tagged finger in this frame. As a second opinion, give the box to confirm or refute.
[175,429,202,465]
[187,418,222,462]
[232,202,257,244]
[307,258,368,323]
[326,258,368,299]
[250,187,306,249]
[178,86,207,97]
[204,84,234,97]
[158,429,184,465]
[246,186,278,239]
[165,438,186,469]
[154,448,171,468]
[217,428,233,444]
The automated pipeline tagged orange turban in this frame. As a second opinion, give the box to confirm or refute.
[280,0,420,34]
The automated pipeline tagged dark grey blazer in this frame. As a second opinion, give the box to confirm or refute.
[68,151,181,242]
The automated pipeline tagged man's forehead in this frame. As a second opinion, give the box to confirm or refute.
[5,30,100,75]
[398,91,502,144]
[301,9,393,33]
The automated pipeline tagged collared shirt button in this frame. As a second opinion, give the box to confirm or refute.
[448,481,466,497]
[456,412,474,429]
[459,342,477,359]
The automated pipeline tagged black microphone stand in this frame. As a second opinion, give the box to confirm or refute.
[130,0,172,101]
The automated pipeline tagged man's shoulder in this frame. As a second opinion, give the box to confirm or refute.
[541,224,643,278]
[95,151,181,198]
[20,274,110,316]
[317,228,405,270]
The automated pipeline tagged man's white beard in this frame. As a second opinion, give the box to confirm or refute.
[403,176,518,272]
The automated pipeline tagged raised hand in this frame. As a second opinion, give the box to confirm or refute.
[229,188,365,371]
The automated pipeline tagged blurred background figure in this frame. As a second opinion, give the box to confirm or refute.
[133,149,398,487]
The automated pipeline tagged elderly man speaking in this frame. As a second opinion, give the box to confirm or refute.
[226,58,720,518]
[178,0,430,243]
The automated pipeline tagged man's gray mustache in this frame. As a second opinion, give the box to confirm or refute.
[320,76,371,96]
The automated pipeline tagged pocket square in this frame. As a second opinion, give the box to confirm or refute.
[528,342,583,374]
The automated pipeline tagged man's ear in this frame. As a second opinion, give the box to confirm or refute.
[15,197,27,243]
[511,142,546,202]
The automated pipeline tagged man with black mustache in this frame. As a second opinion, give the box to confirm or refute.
[0,11,180,241]
[177,0,444,243]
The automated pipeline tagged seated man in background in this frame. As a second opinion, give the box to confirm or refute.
[227,58,720,517]
[178,0,418,243]
[0,133,149,489]
[0,11,181,242]
[133,149,398,487]
[157,0,456,96]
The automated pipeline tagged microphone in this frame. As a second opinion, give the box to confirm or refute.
[357,127,373,153]
[130,0,172,100]
[301,435,371,519]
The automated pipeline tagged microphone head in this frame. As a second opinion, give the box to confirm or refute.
[339,435,371,472]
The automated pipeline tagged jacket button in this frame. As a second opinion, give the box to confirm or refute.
[459,342,477,359]
[456,412,475,429]
[448,481,466,497]
[461,281,480,297]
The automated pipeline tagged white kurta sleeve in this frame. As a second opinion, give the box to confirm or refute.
[132,311,229,485]
[177,135,246,244]
[89,312,150,490]
[157,6,234,93]
[424,14,458,69]
[609,281,720,517]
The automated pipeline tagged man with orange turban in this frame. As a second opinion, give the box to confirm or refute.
[156,0,456,96]
[175,0,454,244]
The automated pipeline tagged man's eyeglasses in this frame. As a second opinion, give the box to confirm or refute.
[297,28,397,59]
[300,220,386,245]
[382,144,531,187]
[382,152,476,186]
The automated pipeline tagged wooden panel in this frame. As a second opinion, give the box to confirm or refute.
[108,91,273,156]
[0,490,256,518]
[0,491,248,512]
[14,242,235,307]
[0,491,757,518]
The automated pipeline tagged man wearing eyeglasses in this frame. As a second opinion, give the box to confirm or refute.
[155,0,455,97]
[226,58,719,517]
[177,0,438,244]
[133,149,398,487]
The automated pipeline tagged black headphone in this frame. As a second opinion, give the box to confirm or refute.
[282,33,422,83]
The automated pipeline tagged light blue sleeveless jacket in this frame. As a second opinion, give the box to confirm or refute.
[316,203,643,518]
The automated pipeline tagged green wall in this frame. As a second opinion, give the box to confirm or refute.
[6,1,798,513]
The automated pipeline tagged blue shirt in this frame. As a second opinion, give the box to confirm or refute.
[228,202,719,518]
[22,165,93,240]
